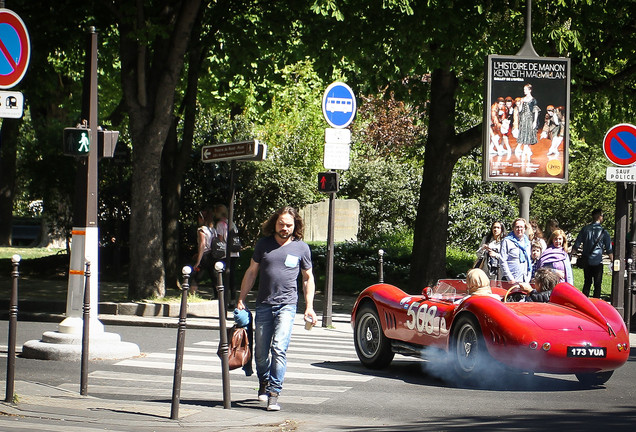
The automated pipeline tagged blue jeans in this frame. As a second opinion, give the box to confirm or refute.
[255,303,296,395]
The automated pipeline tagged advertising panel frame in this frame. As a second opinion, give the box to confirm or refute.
[482,54,571,184]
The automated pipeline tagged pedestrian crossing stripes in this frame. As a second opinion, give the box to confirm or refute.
[62,322,370,408]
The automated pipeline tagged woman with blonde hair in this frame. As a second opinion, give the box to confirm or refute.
[466,268,501,300]
[537,228,573,284]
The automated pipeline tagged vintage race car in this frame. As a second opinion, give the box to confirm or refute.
[351,279,630,386]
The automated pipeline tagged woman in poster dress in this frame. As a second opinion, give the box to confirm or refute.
[517,83,541,158]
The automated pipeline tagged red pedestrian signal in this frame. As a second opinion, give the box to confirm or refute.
[318,172,339,193]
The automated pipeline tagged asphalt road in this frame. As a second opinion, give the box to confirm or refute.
[2,320,636,431]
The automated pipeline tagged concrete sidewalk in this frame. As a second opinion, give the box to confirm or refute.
[0,314,362,432]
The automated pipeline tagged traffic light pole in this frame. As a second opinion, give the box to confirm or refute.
[60,27,103,335]
[322,191,335,327]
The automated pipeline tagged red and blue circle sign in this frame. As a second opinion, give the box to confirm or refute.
[322,82,356,128]
[603,123,636,167]
[0,9,30,89]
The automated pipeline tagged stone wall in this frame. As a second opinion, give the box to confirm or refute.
[300,199,360,242]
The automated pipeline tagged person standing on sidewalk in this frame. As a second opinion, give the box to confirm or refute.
[236,206,317,411]
[573,209,613,298]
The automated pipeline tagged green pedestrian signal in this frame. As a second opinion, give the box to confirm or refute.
[63,127,91,156]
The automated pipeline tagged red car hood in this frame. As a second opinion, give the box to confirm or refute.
[509,303,608,332]
[507,282,618,334]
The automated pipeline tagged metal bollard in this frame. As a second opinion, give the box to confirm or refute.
[378,249,385,283]
[171,266,191,420]
[215,261,231,409]
[80,260,91,395]
[5,254,20,403]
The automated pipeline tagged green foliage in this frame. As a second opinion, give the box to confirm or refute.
[448,149,517,251]
[531,133,616,238]
[340,157,421,239]
[235,161,319,243]
[445,246,477,278]
[255,60,326,179]
[311,229,414,292]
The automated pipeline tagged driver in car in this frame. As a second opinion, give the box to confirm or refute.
[514,267,560,302]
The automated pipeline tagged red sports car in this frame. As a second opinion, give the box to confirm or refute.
[351,279,630,386]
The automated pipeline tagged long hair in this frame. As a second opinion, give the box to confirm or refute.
[485,221,505,243]
[547,228,569,251]
[261,206,304,240]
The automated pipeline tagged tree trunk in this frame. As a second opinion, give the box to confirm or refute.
[129,136,166,298]
[0,119,21,245]
[410,68,480,291]
[120,0,202,300]
[162,17,204,291]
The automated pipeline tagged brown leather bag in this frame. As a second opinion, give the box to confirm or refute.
[219,326,251,370]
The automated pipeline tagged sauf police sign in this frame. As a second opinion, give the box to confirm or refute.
[604,124,636,182]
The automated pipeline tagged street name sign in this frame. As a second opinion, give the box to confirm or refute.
[202,140,257,163]
[0,9,30,89]
[201,140,267,163]
[0,89,22,118]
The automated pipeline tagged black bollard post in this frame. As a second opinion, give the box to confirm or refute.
[80,260,91,395]
[378,249,384,283]
[215,261,231,409]
[5,254,20,403]
[171,266,191,420]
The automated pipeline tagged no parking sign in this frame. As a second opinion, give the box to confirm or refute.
[603,124,636,167]
[0,8,30,89]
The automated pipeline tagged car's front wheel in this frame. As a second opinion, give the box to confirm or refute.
[451,315,490,383]
[354,303,394,369]
[575,371,614,386]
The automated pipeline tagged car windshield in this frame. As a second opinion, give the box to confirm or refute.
[430,279,466,301]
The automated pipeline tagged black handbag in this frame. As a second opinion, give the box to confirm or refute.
[210,236,227,260]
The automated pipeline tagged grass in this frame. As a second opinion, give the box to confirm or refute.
[571,265,613,299]
[0,247,65,260]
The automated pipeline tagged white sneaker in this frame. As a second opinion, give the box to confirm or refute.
[258,381,268,402]
[267,394,281,411]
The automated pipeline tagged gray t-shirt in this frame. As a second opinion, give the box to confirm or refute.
[253,236,312,305]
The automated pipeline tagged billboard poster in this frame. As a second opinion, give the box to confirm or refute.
[483,55,570,183]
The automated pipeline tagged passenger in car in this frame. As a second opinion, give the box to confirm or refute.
[466,268,502,300]
[515,267,560,302]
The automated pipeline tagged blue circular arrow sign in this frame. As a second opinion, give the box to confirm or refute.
[322,82,356,128]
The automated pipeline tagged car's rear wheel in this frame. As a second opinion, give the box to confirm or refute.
[575,371,614,386]
[354,303,394,369]
[452,315,489,383]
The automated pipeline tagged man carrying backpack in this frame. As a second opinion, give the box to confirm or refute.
[573,209,613,298]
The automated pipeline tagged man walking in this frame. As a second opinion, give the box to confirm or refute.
[237,206,317,411]
[573,209,613,298]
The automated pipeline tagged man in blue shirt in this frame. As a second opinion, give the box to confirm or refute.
[237,206,317,411]
[573,209,613,298]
